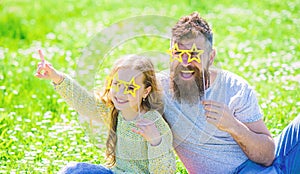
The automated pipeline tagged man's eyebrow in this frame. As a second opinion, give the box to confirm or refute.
[177,43,202,50]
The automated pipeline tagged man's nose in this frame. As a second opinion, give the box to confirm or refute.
[181,53,189,65]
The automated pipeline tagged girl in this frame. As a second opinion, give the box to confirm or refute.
[35,54,176,173]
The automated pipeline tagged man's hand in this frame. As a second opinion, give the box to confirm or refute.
[202,100,275,166]
[202,100,238,133]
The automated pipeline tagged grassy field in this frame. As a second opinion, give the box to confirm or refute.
[1,0,300,173]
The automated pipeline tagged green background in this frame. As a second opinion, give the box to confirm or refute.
[1,0,299,173]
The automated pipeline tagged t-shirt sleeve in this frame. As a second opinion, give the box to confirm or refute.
[229,83,263,123]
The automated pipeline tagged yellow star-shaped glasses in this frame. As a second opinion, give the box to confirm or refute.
[106,74,141,97]
[167,43,204,63]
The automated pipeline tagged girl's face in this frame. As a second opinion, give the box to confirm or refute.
[109,68,148,114]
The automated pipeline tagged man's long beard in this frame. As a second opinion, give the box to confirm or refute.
[171,64,210,104]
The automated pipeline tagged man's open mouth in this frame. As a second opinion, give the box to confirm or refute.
[180,70,195,80]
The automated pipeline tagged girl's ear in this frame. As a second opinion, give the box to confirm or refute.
[143,86,152,98]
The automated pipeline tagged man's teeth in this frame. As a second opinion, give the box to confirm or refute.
[181,70,194,74]
[181,70,194,78]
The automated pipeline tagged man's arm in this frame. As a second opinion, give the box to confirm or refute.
[202,100,275,166]
[230,119,275,166]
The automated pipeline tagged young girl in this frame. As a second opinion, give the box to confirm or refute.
[35,54,176,173]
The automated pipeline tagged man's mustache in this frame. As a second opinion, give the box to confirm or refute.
[175,64,198,73]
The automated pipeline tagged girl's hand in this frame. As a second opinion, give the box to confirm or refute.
[35,50,64,84]
[132,118,162,146]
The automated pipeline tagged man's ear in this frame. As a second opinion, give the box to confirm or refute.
[143,86,152,98]
[209,48,216,66]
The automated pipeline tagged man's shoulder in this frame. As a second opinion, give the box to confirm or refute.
[156,70,170,89]
[211,69,256,96]
[219,69,251,87]
[156,70,169,81]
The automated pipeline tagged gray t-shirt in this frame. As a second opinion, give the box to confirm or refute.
[159,69,262,174]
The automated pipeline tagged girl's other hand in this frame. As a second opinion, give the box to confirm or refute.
[132,118,162,146]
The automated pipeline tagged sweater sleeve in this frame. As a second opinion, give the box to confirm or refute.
[53,74,109,129]
[146,111,176,174]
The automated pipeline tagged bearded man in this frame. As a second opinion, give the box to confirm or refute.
[160,12,300,174]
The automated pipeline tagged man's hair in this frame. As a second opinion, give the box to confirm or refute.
[172,12,213,47]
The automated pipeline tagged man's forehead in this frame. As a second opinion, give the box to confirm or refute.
[175,36,206,50]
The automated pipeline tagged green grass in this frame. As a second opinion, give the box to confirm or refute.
[1,0,300,173]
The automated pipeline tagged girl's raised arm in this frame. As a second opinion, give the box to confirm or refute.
[35,50,108,127]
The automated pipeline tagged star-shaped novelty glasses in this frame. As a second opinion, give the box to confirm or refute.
[167,43,204,63]
[107,74,141,97]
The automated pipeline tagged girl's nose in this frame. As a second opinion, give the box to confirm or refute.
[116,85,126,96]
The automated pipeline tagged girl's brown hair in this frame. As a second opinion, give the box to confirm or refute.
[101,55,163,167]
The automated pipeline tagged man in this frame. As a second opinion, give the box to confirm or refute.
[160,12,300,173]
